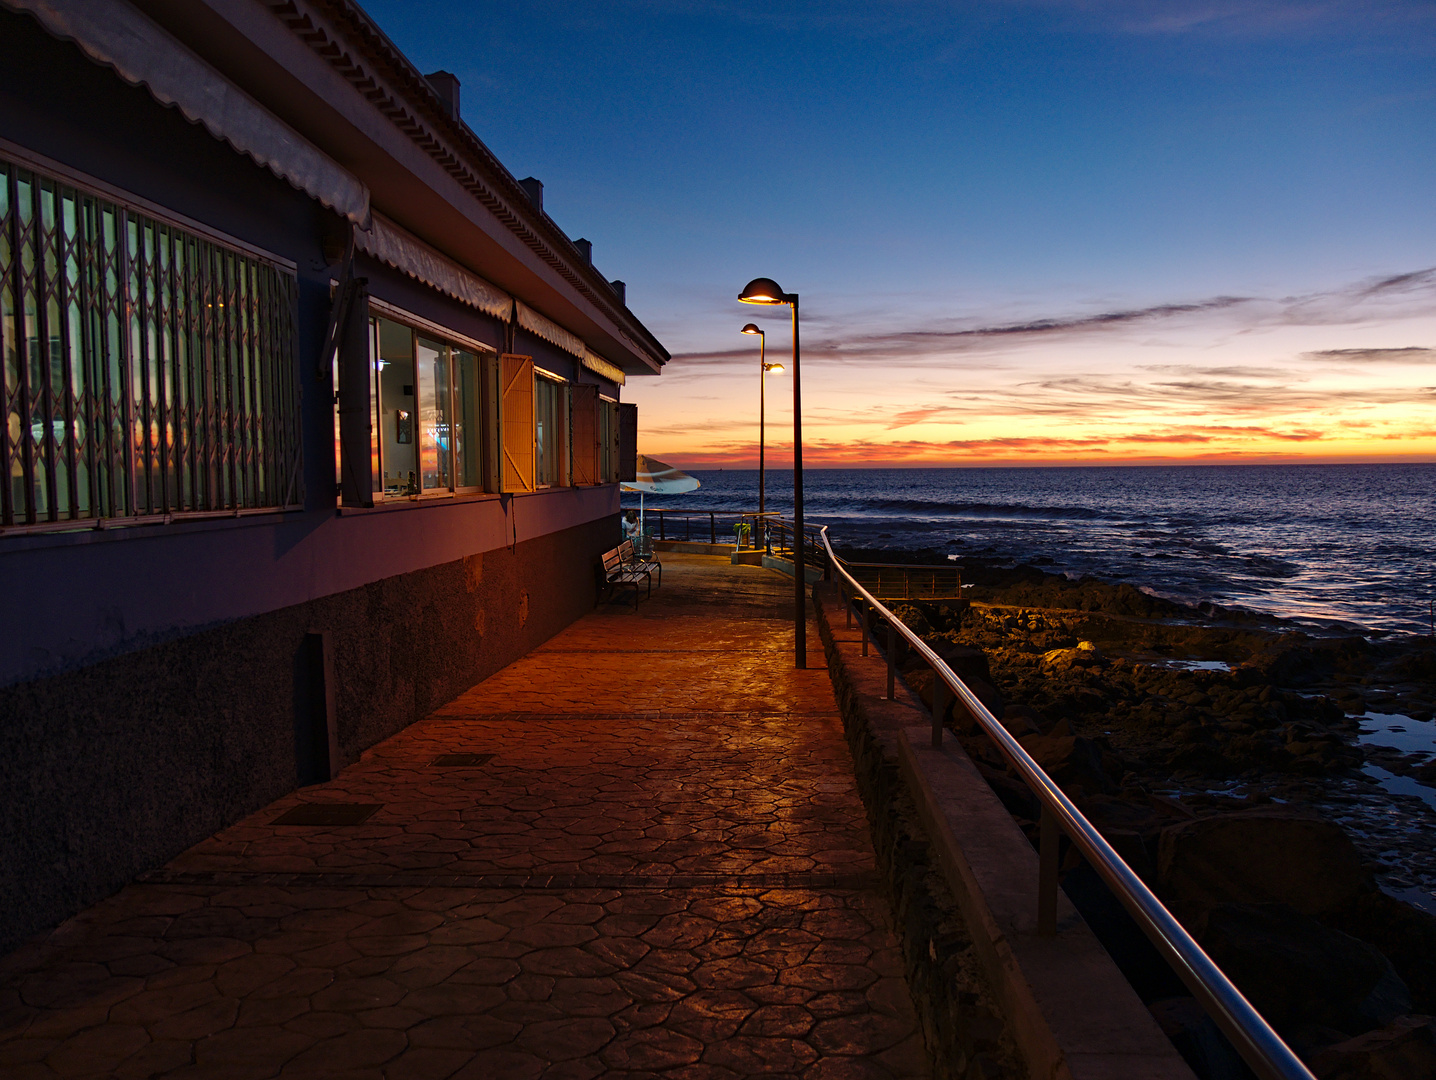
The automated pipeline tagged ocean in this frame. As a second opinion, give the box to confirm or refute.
[624,463,1436,636]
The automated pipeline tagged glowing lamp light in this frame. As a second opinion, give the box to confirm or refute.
[738,277,789,305]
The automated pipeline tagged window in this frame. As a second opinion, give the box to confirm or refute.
[598,397,619,482]
[0,154,301,531]
[534,373,567,487]
[368,312,488,498]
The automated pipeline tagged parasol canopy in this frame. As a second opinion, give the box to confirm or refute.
[621,455,700,495]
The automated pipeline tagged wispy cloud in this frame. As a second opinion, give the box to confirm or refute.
[666,266,1436,374]
[1304,347,1436,364]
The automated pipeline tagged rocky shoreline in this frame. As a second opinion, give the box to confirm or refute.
[836,546,1436,1078]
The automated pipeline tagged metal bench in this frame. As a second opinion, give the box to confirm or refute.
[602,546,650,609]
[618,539,661,589]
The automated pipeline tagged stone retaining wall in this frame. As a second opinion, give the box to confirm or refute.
[813,583,1022,1080]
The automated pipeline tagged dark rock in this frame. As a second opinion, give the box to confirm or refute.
[1157,810,1371,917]
[1191,902,1410,1038]
[933,641,995,685]
[907,665,1006,725]
[1328,892,1436,1016]
[999,704,1041,738]
[1147,996,1249,1080]
[1017,722,1115,796]
[1183,901,1407,1045]
[1062,863,1187,1003]
[1311,1014,1436,1080]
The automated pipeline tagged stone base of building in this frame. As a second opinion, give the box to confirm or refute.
[0,514,615,955]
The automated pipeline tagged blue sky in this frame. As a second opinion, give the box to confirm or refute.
[363,0,1436,465]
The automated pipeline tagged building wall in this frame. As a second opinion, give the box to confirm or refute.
[0,15,635,954]
[0,512,618,955]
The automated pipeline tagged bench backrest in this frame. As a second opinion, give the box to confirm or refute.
[618,539,635,561]
[602,547,623,572]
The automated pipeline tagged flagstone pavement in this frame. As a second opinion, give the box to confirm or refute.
[0,554,929,1080]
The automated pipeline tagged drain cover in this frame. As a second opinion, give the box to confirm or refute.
[272,803,381,825]
[431,753,495,766]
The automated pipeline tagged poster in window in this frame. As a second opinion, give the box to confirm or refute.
[396,409,413,444]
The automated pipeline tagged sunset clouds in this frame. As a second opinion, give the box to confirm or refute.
[631,266,1436,467]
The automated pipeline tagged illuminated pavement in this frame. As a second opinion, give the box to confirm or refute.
[0,554,928,1079]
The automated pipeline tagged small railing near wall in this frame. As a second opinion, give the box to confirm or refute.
[632,507,781,547]
[814,522,1316,1080]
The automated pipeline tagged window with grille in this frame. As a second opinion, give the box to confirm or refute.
[0,154,302,533]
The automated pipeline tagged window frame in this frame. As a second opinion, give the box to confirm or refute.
[364,299,496,503]
[533,366,569,490]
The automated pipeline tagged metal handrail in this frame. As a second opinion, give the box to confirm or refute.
[816,523,1315,1080]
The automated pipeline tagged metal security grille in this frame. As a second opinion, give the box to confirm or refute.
[0,155,303,532]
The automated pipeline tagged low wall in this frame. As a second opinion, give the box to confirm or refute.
[813,582,1195,1080]
[0,514,615,955]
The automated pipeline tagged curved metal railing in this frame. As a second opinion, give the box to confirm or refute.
[816,524,1315,1080]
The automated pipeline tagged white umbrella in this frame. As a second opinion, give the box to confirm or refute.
[621,455,699,545]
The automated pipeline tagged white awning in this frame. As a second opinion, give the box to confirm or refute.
[516,302,624,386]
[355,214,513,320]
[3,0,370,226]
[581,348,626,387]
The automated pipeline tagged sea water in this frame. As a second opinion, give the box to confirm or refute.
[629,463,1436,636]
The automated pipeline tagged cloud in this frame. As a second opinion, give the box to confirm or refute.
[663,265,1436,375]
[1303,347,1436,364]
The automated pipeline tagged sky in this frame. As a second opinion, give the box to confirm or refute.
[363,0,1436,467]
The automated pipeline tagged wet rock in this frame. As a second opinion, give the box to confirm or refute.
[1311,1014,1436,1080]
[1157,810,1370,917]
[1189,902,1411,1039]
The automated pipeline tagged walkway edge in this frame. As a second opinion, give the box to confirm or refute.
[813,582,1195,1080]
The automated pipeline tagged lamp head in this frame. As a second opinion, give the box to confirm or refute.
[740,323,763,336]
[738,277,789,305]
[764,363,785,374]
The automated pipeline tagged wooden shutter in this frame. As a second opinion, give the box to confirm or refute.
[570,384,599,485]
[336,282,372,506]
[500,354,535,493]
[618,402,638,483]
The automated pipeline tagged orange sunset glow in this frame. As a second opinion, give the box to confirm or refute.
[629,270,1436,468]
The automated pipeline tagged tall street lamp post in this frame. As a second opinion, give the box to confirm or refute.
[738,278,804,668]
[740,323,784,541]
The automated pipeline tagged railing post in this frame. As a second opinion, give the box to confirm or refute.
[1039,805,1059,937]
[710,512,716,544]
[931,670,944,747]
[660,514,666,541]
[860,598,869,656]
[886,622,896,700]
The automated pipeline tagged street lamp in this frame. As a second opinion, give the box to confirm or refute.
[738,277,805,668]
[740,324,785,532]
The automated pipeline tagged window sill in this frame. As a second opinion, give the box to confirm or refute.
[336,485,615,515]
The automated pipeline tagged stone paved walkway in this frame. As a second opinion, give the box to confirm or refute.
[0,554,928,1079]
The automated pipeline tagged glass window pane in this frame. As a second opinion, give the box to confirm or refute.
[368,318,381,494]
[535,377,551,485]
[375,316,415,496]
[535,376,566,486]
[416,335,450,491]
[454,349,480,489]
